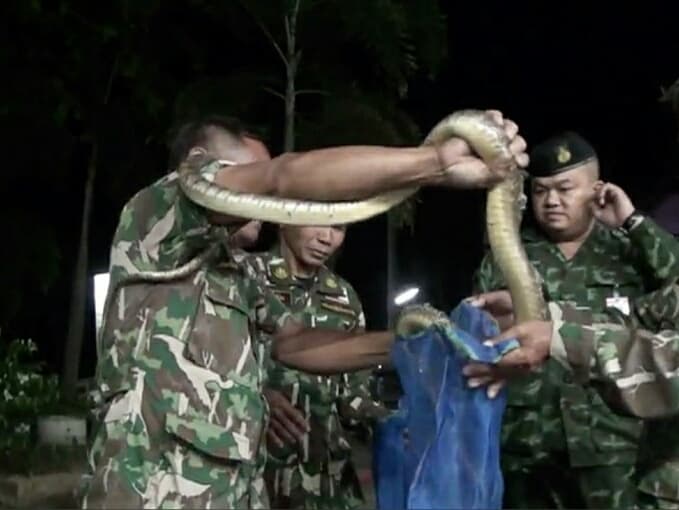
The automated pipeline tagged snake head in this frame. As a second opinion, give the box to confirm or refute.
[395,303,451,337]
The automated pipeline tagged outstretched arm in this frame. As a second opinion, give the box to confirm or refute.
[247,265,394,374]
[463,283,679,419]
[271,321,394,375]
[214,111,529,201]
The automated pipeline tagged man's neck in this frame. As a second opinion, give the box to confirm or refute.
[279,241,316,279]
[550,221,595,261]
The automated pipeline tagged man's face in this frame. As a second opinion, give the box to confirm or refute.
[203,129,270,243]
[204,128,271,164]
[281,225,347,268]
[531,161,600,240]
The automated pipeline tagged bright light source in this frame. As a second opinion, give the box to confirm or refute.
[94,272,110,334]
[394,286,420,306]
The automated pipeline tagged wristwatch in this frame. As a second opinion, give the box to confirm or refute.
[620,210,645,234]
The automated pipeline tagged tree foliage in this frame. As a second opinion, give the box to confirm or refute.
[3,0,448,384]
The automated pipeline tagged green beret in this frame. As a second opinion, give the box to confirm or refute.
[528,131,597,178]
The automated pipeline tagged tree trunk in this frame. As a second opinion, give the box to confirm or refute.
[284,58,297,152]
[61,143,97,397]
[283,0,301,152]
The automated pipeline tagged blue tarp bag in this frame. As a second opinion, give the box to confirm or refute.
[373,301,518,510]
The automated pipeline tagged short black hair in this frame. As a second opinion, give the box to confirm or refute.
[167,115,250,171]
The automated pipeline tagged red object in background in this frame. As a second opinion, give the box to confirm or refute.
[357,468,373,485]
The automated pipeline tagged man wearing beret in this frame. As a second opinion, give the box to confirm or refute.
[473,131,679,508]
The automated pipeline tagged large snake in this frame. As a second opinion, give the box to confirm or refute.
[98,109,545,359]
[176,109,547,332]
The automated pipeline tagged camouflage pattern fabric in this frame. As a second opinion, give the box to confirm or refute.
[473,217,679,508]
[81,169,294,509]
[242,247,389,510]
[610,280,679,508]
[549,278,679,418]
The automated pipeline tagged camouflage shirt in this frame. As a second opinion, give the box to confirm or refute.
[243,247,387,463]
[83,169,293,509]
[473,218,679,468]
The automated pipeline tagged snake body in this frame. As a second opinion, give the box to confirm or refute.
[173,109,546,333]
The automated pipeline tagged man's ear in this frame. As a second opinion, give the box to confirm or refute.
[188,147,208,158]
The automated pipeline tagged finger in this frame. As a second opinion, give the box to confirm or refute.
[275,407,308,439]
[594,182,610,205]
[496,314,516,332]
[267,428,285,448]
[271,395,309,433]
[267,421,295,446]
[485,109,504,126]
[597,183,614,206]
[483,324,522,346]
[278,401,309,432]
[472,291,515,315]
[503,119,519,140]
[486,379,506,399]
[467,375,494,388]
[271,409,304,442]
[462,362,494,378]
[270,418,297,444]
[508,135,527,155]
[495,348,530,369]
[465,295,485,307]
[286,407,310,433]
[515,153,530,168]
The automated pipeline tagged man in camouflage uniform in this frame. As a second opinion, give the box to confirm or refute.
[83,112,530,508]
[244,224,389,509]
[464,277,679,420]
[472,131,679,508]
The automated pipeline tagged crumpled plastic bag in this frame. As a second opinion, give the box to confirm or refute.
[372,301,518,510]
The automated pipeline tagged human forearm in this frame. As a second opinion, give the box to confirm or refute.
[215,145,443,202]
[273,330,394,375]
[628,216,679,283]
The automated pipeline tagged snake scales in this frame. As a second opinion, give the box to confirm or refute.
[98,109,546,358]
[176,109,547,334]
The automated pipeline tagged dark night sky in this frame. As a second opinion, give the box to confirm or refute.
[341,2,679,336]
[5,2,679,378]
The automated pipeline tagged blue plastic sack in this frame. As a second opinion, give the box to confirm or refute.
[373,301,519,510]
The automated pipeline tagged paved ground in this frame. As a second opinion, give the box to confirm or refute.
[4,446,379,510]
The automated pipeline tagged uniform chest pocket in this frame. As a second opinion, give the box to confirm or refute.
[186,279,259,387]
[585,272,643,313]
[317,297,358,331]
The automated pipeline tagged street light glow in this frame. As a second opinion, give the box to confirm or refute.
[394,286,420,306]
[94,272,110,334]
